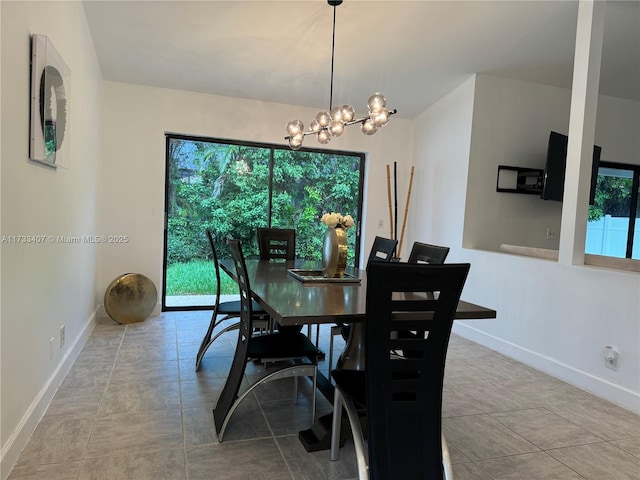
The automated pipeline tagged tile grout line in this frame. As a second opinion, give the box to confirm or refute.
[77,321,127,469]
[253,384,298,480]
[175,315,192,480]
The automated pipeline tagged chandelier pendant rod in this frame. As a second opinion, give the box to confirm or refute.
[329,3,337,112]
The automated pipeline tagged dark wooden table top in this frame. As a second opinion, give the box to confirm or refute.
[219,259,496,325]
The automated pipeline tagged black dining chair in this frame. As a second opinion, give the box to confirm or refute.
[195,230,271,372]
[328,236,398,377]
[330,261,470,480]
[366,235,398,265]
[408,241,450,264]
[257,227,296,261]
[257,227,309,337]
[400,241,451,353]
[213,239,319,441]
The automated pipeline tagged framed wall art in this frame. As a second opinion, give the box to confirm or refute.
[30,34,70,169]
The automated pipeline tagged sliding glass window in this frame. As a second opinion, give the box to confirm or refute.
[163,134,365,310]
[586,162,640,260]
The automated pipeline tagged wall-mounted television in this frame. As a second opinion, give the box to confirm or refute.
[540,131,602,203]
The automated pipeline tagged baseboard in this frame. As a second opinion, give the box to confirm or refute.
[452,322,640,415]
[0,309,98,480]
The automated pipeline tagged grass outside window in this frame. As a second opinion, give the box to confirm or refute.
[165,259,238,296]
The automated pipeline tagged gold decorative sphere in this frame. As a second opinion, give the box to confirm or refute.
[104,273,157,324]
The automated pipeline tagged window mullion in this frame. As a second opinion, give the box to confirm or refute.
[268,148,275,227]
[625,171,639,258]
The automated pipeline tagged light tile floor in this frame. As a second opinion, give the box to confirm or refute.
[7,311,640,480]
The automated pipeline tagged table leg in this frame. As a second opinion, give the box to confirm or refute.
[299,322,365,452]
[298,373,350,452]
[336,322,365,370]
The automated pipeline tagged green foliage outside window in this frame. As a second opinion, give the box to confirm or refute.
[588,175,633,222]
[165,137,363,296]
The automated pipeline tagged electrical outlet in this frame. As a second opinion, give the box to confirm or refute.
[603,346,619,370]
[546,227,557,240]
[60,325,65,348]
[377,219,384,229]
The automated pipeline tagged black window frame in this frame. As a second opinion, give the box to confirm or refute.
[162,133,367,311]
[589,160,639,259]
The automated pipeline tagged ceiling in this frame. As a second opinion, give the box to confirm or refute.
[83,1,639,119]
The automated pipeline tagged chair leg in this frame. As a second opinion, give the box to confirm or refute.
[306,324,313,344]
[442,432,454,480]
[330,388,344,461]
[328,330,333,380]
[195,314,240,371]
[328,324,342,380]
[311,367,317,422]
[306,324,320,348]
[291,368,317,421]
[216,363,317,442]
[331,388,369,479]
[259,317,275,335]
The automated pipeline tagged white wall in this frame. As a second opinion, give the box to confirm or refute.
[463,75,640,253]
[0,2,103,476]
[464,75,571,251]
[407,75,476,251]
[408,74,640,412]
[99,81,414,300]
[595,94,640,164]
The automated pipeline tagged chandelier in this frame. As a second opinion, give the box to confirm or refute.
[285,0,396,150]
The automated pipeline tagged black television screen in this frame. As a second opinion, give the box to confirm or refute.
[540,131,601,203]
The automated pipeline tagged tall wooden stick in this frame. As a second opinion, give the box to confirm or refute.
[398,165,415,258]
[386,164,393,239]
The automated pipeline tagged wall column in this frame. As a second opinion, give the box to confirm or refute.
[559,0,606,265]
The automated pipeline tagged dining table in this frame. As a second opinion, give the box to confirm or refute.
[218,258,497,451]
